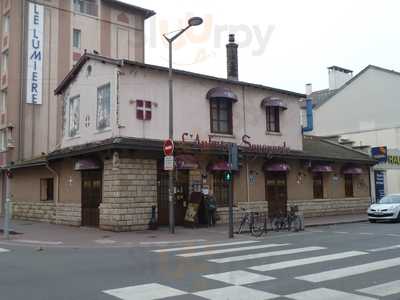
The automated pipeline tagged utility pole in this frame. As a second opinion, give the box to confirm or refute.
[227,143,238,238]
[163,17,203,234]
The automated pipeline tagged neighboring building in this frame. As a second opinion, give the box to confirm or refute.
[308,65,400,199]
[0,0,155,214]
[7,44,374,231]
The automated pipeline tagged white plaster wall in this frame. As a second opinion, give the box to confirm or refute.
[314,68,400,137]
[386,169,400,194]
[61,61,117,148]
[117,65,303,150]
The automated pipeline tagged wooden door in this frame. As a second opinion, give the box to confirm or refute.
[81,170,102,227]
[157,168,169,225]
[266,172,288,217]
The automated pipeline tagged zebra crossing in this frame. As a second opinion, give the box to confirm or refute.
[0,247,10,253]
[102,240,400,299]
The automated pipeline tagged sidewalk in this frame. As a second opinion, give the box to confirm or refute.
[0,214,367,248]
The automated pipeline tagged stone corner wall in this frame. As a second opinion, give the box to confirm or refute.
[55,203,82,226]
[11,201,81,226]
[100,158,157,232]
[289,197,371,218]
[12,201,56,223]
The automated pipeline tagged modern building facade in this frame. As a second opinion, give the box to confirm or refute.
[309,65,400,199]
[0,0,155,214]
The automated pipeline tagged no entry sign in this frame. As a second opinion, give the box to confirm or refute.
[163,139,174,156]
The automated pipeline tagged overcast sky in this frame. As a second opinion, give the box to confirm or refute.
[123,0,400,94]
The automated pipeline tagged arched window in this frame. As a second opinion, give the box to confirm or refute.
[261,97,287,133]
[206,87,238,135]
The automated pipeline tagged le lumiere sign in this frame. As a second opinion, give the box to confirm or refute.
[180,133,290,155]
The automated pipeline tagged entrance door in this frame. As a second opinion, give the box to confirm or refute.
[265,172,288,217]
[81,170,102,227]
[157,166,189,226]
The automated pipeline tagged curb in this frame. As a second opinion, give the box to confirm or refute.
[305,219,368,228]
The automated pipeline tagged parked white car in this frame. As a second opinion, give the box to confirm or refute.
[368,194,400,222]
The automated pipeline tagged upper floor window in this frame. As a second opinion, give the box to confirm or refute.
[210,99,232,134]
[266,107,280,133]
[73,29,81,49]
[2,51,8,73]
[206,87,237,135]
[261,97,287,133]
[69,95,80,137]
[0,129,6,152]
[73,0,98,17]
[96,83,111,130]
[0,91,6,113]
[345,174,354,197]
[3,15,10,34]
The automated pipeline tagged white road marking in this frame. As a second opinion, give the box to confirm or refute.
[296,257,400,283]
[203,270,275,285]
[357,280,400,297]
[333,231,349,234]
[193,286,278,300]
[286,288,377,300]
[177,243,289,258]
[0,248,10,253]
[359,232,374,235]
[385,233,400,237]
[209,246,325,264]
[141,239,206,245]
[14,239,63,245]
[153,240,258,253]
[103,283,187,300]
[367,244,400,252]
[249,251,367,272]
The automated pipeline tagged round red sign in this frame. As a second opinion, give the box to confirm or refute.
[163,139,174,156]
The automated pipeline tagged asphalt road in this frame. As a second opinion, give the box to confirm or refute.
[1,222,400,300]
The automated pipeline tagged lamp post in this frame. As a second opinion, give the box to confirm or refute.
[163,17,203,234]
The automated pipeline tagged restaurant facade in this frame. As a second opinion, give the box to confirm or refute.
[5,45,376,231]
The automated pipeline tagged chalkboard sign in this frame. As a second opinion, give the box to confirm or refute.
[184,192,202,226]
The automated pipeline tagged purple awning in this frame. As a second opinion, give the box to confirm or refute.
[342,167,363,175]
[312,164,333,173]
[175,155,199,170]
[206,87,238,102]
[261,97,288,110]
[74,159,101,171]
[208,161,230,171]
[264,162,290,172]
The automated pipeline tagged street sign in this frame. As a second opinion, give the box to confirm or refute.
[164,139,174,156]
[164,155,174,171]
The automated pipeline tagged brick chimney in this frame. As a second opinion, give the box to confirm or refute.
[226,34,238,81]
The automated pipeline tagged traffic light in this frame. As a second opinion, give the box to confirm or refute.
[224,171,232,182]
[228,143,239,171]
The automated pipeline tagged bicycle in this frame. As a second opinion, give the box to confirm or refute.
[271,206,302,232]
[237,208,267,237]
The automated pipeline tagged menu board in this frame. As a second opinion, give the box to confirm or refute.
[184,192,202,226]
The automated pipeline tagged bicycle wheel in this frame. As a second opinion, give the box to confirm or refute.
[251,217,265,237]
[237,216,247,234]
[292,216,301,232]
[271,217,281,231]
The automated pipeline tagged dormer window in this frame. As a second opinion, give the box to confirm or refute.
[206,87,238,135]
[261,97,287,133]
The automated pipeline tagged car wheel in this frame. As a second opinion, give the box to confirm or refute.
[369,219,377,223]
[396,212,400,223]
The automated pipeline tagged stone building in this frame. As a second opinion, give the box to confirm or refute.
[8,49,375,231]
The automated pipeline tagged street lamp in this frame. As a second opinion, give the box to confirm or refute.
[163,17,203,234]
